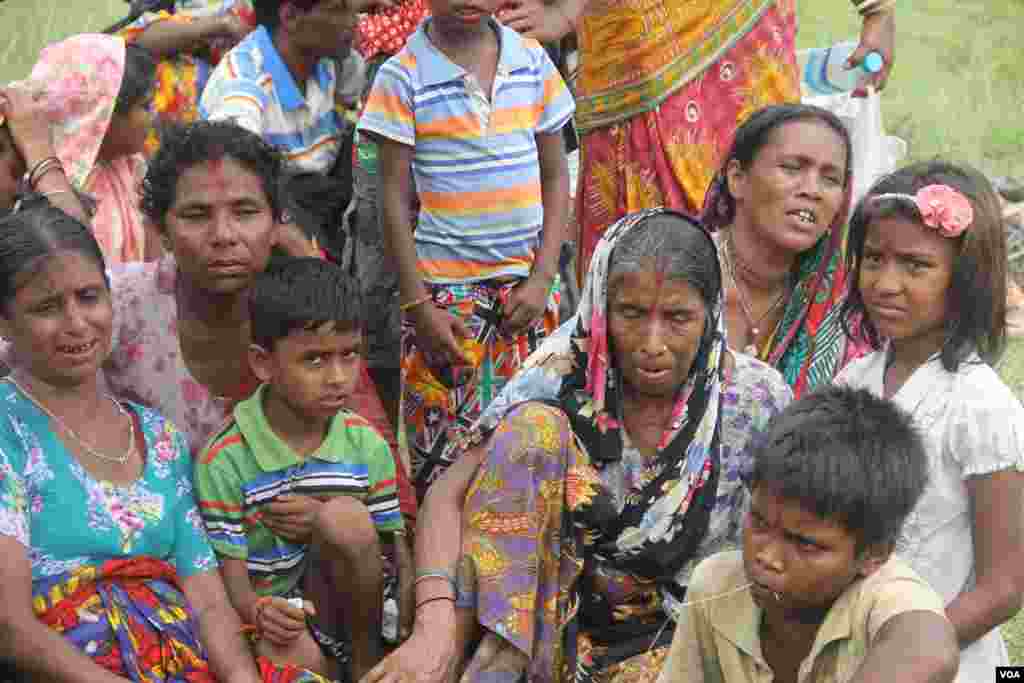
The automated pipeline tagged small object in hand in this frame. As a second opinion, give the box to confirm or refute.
[288,597,305,611]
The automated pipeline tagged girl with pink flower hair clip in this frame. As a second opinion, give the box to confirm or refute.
[835,160,1024,683]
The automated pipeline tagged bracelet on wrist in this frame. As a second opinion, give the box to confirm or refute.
[415,595,456,611]
[400,294,433,313]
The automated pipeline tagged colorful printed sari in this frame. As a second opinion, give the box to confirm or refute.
[456,210,728,683]
[574,0,799,284]
[404,279,560,499]
[32,557,327,682]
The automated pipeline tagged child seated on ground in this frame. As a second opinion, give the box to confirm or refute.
[658,386,959,683]
[194,257,412,682]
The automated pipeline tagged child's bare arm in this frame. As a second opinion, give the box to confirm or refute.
[502,131,568,334]
[219,557,264,627]
[852,611,958,682]
[375,135,469,364]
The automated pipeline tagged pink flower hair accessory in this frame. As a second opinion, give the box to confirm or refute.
[872,184,974,238]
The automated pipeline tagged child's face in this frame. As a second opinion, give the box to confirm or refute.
[103,98,153,161]
[742,485,884,618]
[859,215,957,351]
[429,0,499,32]
[251,324,364,424]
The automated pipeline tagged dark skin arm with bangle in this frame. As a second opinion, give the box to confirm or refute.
[0,84,89,222]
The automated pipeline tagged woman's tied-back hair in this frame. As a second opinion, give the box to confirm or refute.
[702,103,853,232]
[0,198,108,313]
[841,159,1007,370]
[140,121,287,231]
[747,385,929,552]
[113,45,157,116]
[249,257,363,349]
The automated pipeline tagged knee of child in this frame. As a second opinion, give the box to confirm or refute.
[313,496,379,554]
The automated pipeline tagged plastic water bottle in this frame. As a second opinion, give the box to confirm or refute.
[800,41,884,95]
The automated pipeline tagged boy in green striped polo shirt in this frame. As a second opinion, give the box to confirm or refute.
[194,258,412,683]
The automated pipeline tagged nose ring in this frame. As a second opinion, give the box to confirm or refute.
[773,591,782,603]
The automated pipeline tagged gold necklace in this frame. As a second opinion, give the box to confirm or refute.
[6,376,136,465]
[722,234,788,358]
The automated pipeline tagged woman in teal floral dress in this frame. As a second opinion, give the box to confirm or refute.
[0,200,324,682]
[366,209,793,683]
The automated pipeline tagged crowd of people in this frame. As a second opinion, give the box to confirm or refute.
[0,0,1021,682]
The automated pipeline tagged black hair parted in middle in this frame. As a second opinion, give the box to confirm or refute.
[249,256,363,349]
[746,385,929,552]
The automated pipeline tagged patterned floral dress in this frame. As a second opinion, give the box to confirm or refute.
[450,211,793,683]
[0,380,326,682]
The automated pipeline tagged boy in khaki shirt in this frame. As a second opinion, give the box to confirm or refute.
[658,386,959,683]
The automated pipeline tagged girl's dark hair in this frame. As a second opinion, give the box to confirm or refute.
[841,160,1006,370]
[0,199,108,312]
[250,256,362,348]
[748,385,929,552]
[113,45,157,116]
[703,104,854,231]
[140,120,287,231]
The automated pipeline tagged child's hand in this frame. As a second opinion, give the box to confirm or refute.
[409,304,472,368]
[502,276,550,335]
[497,0,574,43]
[261,494,324,544]
[256,596,315,646]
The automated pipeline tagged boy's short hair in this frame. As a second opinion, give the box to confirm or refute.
[747,385,928,551]
[250,257,363,349]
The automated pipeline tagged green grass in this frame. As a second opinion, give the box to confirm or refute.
[4,0,1024,664]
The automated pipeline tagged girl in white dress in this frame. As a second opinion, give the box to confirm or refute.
[836,160,1024,682]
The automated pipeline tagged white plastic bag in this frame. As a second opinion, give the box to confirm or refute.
[802,88,907,206]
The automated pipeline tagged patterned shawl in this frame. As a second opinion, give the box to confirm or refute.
[702,165,861,397]
[466,208,728,583]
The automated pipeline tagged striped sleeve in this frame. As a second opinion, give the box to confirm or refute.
[356,54,415,147]
[357,422,404,534]
[199,53,268,134]
[194,434,249,560]
[534,47,575,134]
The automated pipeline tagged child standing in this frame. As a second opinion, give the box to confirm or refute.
[836,161,1024,682]
[357,1,575,496]
[194,258,412,683]
[659,386,959,683]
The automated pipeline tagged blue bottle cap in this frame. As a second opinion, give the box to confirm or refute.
[863,51,884,73]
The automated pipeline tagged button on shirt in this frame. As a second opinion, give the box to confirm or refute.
[199,25,346,173]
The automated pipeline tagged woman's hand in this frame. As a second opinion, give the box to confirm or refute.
[214,12,252,42]
[497,0,574,43]
[851,9,895,95]
[502,276,551,336]
[361,602,459,683]
[0,82,56,167]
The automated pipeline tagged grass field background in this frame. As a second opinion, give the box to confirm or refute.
[2,0,1024,663]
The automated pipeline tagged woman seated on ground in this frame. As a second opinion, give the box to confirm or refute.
[103,119,417,514]
[703,103,867,397]
[121,0,256,155]
[0,200,326,682]
[365,209,793,683]
[23,34,159,264]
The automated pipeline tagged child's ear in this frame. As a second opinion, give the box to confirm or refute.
[855,542,893,579]
[248,343,274,384]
